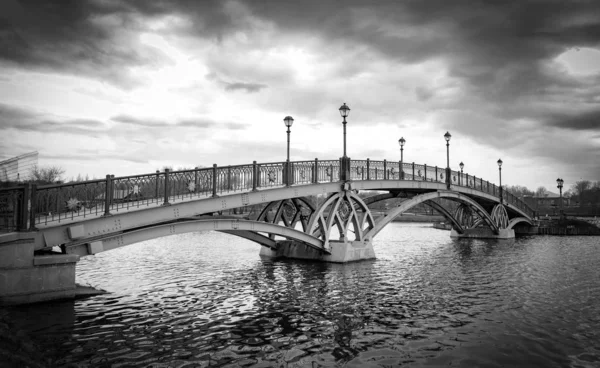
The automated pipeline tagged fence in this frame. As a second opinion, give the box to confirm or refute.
[0,158,534,232]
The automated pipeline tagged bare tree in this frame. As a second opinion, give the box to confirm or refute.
[30,165,65,184]
[535,186,547,197]
[572,180,592,204]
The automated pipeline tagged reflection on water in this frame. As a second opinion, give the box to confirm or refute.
[7,223,600,367]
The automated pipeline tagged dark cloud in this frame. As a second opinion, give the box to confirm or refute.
[0,103,107,134]
[545,109,600,131]
[0,0,172,88]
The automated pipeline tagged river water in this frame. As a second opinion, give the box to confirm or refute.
[6,223,600,367]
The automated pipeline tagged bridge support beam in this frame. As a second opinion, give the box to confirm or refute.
[0,234,82,305]
[450,228,515,239]
[260,239,375,263]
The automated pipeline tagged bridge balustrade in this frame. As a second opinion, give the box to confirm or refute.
[0,157,535,232]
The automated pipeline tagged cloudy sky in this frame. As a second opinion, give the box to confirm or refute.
[1,0,599,190]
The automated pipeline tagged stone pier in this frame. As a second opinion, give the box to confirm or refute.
[260,239,376,263]
[0,233,80,305]
[450,228,515,239]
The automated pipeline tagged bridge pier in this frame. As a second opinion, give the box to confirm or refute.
[450,228,515,239]
[260,239,376,263]
[0,234,81,305]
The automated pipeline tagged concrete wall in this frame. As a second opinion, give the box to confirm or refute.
[0,234,79,305]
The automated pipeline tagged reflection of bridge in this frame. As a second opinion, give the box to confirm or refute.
[0,157,534,304]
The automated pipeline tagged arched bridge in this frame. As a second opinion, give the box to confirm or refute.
[1,157,535,262]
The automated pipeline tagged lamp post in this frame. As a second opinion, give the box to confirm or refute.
[339,103,350,157]
[339,103,351,181]
[497,158,503,203]
[284,116,294,186]
[556,178,564,218]
[459,161,464,186]
[444,131,451,189]
[399,137,405,180]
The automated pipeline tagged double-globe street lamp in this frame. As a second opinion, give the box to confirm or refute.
[444,131,451,189]
[497,158,503,203]
[399,137,405,179]
[557,178,564,218]
[339,103,351,180]
[284,116,294,186]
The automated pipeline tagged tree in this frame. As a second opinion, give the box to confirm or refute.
[535,186,547,197]
[30,165,65,184]
[572,180,592,205]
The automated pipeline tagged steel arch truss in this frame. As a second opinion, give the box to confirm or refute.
[366,191,500,238]
[307,191,375,250]
[256,197,316,239]
[490,204,509,229]
[424,201,464,233]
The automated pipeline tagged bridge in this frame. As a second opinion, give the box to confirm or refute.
[0,157,535,304]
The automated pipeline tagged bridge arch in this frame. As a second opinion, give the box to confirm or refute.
[77,219,326,256]
[365,191,499,239]
[507,217,534,229]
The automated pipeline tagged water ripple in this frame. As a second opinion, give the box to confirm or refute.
[6,224,600,367]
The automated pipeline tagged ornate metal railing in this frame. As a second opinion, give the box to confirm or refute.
[0,186,26,233]
[0,157,535,232]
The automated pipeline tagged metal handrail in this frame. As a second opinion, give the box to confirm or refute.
[2,158,535,231]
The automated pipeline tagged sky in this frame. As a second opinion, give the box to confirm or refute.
[1,0,599,191]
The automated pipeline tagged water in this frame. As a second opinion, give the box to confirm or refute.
[6,223,600,367]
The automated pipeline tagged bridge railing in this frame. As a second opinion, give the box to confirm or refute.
[1,157,535,232]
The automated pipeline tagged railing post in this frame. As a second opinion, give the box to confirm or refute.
[313,158,318,184]
[28,183,37,230]
[212,164,218,197]
[412,162,415,180]
[474,176,477,190]
[227,165,232,191]
[435,166,438,182]
[104,174,112,216]
[330,164,334,182]
[383,159,387,180]
[155,170,160,199]
[366,159,370,180]
[424,164,427,181]
[399,161,403,180]
[163,169,170,205]
[18,183,32,231]
[194,167,199,192]
[252,161,258,191]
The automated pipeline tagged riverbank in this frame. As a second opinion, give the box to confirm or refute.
[537,218,600,235]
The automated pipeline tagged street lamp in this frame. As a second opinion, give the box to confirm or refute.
[459,161,464,186]
[399,137,405,180]
[339,103,350,157]
[444,131,451,189]
[283,116,294,186]
[497,158,503,203]
[556,177,564,218]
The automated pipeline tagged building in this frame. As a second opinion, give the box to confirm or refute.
[0,151,39,182]
[522,189,571,215]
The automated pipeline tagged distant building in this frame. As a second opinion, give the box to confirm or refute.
[0,151,39,182]
[522,189,571,214]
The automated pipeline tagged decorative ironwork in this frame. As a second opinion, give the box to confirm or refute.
[65,198,82,212]
[11,157,532,230]
[283,202,296,219]
[187,181,196,192]
[338,199,352,221]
